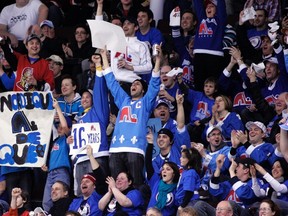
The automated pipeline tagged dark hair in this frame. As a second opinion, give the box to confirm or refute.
[54,181,70,194]
[162,162,180,184]
[117,171,134,186]
[61,74,77,89]
[181,9,197,24]
[181,148,202,174]
[256,9,269,18]
[138,7,154,20]
[74,24,90,35]
[259,199,281,216]
[273,159,288,179]
[20,190,29,203]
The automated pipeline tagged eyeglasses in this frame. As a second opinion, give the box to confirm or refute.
[216,208,231,212]
[258,207,272,212]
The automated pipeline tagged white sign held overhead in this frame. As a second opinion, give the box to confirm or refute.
[87,19,128,54]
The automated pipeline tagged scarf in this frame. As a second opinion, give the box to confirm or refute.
[156,180,177,210]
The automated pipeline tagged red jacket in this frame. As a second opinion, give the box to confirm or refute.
[3,208,30,216]
[13,52,54,91]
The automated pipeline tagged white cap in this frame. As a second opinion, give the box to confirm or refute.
[46,55,63,65]
[245,121,267,134]
[33,207,50,216]
[264,57,278,65]
[166,67,183,77]
[206,125,222,137]
[40,20,54,28]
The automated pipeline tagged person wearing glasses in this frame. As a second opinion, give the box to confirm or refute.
[215,201,233,216]
[258,199,280,216]
[62,24,95,85]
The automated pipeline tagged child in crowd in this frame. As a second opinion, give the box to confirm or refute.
[179,76,217,143]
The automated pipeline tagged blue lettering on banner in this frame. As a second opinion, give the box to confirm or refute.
[0,94,49,165]
[87,133,100,144]
[72,127,86,149]
[0,92,53,112]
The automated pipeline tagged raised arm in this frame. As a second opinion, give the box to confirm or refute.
[176,89,185,130]
[53,99,70,136]
[10,188,22,210]
[96,0,104,20]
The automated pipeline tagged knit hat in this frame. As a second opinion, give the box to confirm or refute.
[82,173,96,184]
[158,128,174,141]
[205,0,217,7]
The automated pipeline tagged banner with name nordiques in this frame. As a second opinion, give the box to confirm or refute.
[0,91,54,167]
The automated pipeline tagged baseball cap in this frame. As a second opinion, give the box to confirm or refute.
[206,125,222,137]
[235,157,256,168]
[158,128,174,141]
[264,57,278,65]
[26,34,41,44]
[82,173,96,184]
[40,20,54,28]
[33,207,49,216]
[260,34,270,41]
[166,67,183,77]
[205,0,217,7]
[245,121,267,134]
[81,89,93,97]
[154,99,171,110]
[47,55,63,65]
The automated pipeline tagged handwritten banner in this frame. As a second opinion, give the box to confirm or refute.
[70,122,101,155]
[0,91,54,167]
[147,118,162,158]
